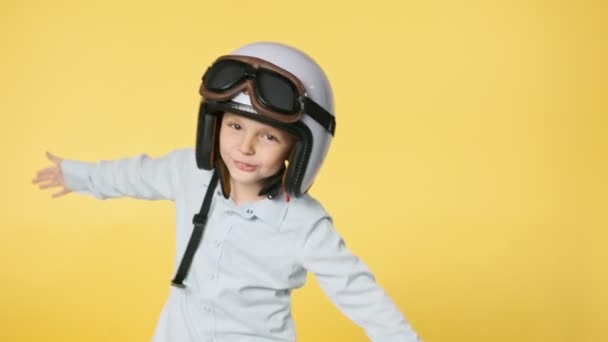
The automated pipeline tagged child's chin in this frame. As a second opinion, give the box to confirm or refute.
[230,173,262,186]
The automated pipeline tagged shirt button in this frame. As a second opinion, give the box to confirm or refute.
[246,209,253,214]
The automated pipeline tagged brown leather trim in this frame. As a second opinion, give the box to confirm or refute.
[200,55,305,124]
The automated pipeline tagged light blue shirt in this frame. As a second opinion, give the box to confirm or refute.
[61,148,421,342]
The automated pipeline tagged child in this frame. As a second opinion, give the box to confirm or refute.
[33,42,421,342]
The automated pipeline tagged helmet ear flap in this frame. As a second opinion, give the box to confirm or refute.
[283,124,313,197]
[196,102,231,197]
[195,102,223,170]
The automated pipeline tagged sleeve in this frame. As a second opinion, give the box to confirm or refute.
[60,149,189,201]
[296,218,422,342]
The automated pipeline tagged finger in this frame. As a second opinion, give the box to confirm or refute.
[32,174,53,184]
[33,169,58,183]
[46,151,62,164]
[39,180,60,189]
[32,176,47,184]
[52,188,71,198]
[36,166,58,178]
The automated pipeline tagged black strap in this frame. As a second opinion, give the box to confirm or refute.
[171,170,219,288]
[303,97,336,136]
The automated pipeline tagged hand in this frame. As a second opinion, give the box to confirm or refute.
[32,151,72,198]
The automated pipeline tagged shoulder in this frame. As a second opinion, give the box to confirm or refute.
[169,147,195,167]
[168,147,215,187]
[281,193,332,232]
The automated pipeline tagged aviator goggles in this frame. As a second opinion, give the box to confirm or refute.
[199,55,335,135]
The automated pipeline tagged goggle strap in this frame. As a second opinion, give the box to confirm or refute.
[303,97,336,136]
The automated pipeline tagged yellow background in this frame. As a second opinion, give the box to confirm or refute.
[2,0,606,341]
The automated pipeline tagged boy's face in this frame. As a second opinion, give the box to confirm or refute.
[219,112,294,192]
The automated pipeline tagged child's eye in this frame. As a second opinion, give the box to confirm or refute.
[264,134,277,142]
[228,123,241,130]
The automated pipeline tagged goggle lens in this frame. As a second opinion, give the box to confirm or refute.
[256,71,299,114]
[203,60,248,91]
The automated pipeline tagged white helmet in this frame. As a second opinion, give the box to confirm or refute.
[195,41,336,197]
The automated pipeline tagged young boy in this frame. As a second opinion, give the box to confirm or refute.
[33,42,421,342]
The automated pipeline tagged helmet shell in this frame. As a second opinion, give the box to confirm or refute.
[196,42,335,196]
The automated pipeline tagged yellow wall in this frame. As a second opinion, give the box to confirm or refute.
[3,0,606,341]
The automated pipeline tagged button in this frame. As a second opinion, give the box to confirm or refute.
[246,209,253,214]
[216,190,221,196]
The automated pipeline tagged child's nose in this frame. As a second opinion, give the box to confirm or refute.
[238,135,255,155]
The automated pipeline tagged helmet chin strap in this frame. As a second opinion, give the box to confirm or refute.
[257,165,286,199]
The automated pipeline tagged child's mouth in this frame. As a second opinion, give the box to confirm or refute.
[234,160,257,172]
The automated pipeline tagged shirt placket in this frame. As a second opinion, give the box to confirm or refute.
[199,190,255,342]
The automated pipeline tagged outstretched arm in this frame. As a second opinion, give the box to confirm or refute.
[33,149,190,201]
[297,218,422,342]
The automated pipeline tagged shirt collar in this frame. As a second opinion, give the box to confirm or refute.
[218,192,288,230]
[250,196,289,229]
